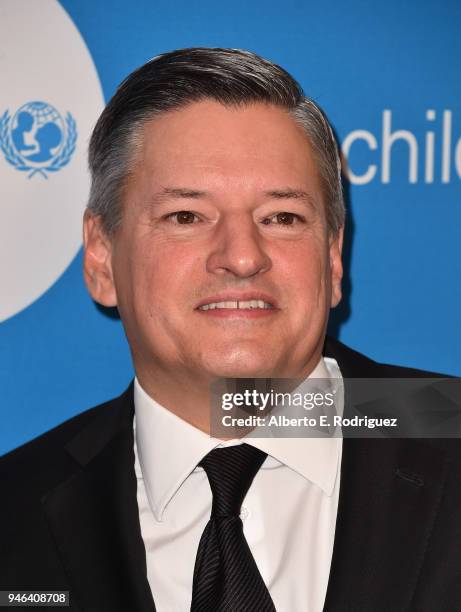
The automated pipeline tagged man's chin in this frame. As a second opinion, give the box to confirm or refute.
[202,353,280,380]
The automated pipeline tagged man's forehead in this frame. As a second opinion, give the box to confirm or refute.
[138,99,314,151]
[133,100,321,185]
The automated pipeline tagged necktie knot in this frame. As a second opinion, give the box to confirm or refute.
[199,444,267,518]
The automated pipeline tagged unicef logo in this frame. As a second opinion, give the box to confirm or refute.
[0,101,77,179]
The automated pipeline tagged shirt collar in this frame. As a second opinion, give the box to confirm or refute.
[134,356,343,521]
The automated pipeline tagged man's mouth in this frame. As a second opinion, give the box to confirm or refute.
[195,293,278,316]
[198,300,274,311]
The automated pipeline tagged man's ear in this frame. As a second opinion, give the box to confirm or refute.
[83,211,118,307]
[329,225,344,309]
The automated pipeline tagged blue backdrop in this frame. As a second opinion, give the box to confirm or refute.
[1,0,460,455]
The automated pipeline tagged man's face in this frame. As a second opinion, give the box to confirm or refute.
[85,101,343,385]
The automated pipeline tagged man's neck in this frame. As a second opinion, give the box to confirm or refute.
[134,353,325,435]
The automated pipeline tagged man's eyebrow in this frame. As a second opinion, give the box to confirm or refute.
[152,187,208,202]
[143,188,208,212]
[264,189,319,209]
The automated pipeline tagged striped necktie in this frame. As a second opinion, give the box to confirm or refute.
[191,443,276,612]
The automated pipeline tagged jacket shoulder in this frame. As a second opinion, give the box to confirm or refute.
[324,336,448,378]
[0,386,134,590]
[0,387,131,498]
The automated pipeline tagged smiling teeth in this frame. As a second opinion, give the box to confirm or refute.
[199,300,272,310]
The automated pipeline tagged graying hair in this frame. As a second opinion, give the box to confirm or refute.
[87,47,345,235]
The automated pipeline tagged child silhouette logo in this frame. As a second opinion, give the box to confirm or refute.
[0,100,77,178]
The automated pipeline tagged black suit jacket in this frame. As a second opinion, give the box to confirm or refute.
[1,338,461,611]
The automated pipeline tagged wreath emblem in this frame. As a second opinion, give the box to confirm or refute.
[0,101,77,179]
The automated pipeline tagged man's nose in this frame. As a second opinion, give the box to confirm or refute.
[206,214,272,278]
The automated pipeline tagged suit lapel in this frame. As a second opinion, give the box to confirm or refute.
[42,387,155,612]
[323,338,450,611]
[323,436,448,611]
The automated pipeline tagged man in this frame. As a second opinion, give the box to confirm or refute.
[1,48,460,612]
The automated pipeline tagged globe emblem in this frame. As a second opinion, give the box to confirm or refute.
[11,101,64,165]
[0,100,77,178]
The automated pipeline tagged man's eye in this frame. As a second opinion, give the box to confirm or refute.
[262,212,304,226]
[166,211,199,224]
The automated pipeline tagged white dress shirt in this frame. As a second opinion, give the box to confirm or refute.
[134,357,343,612]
